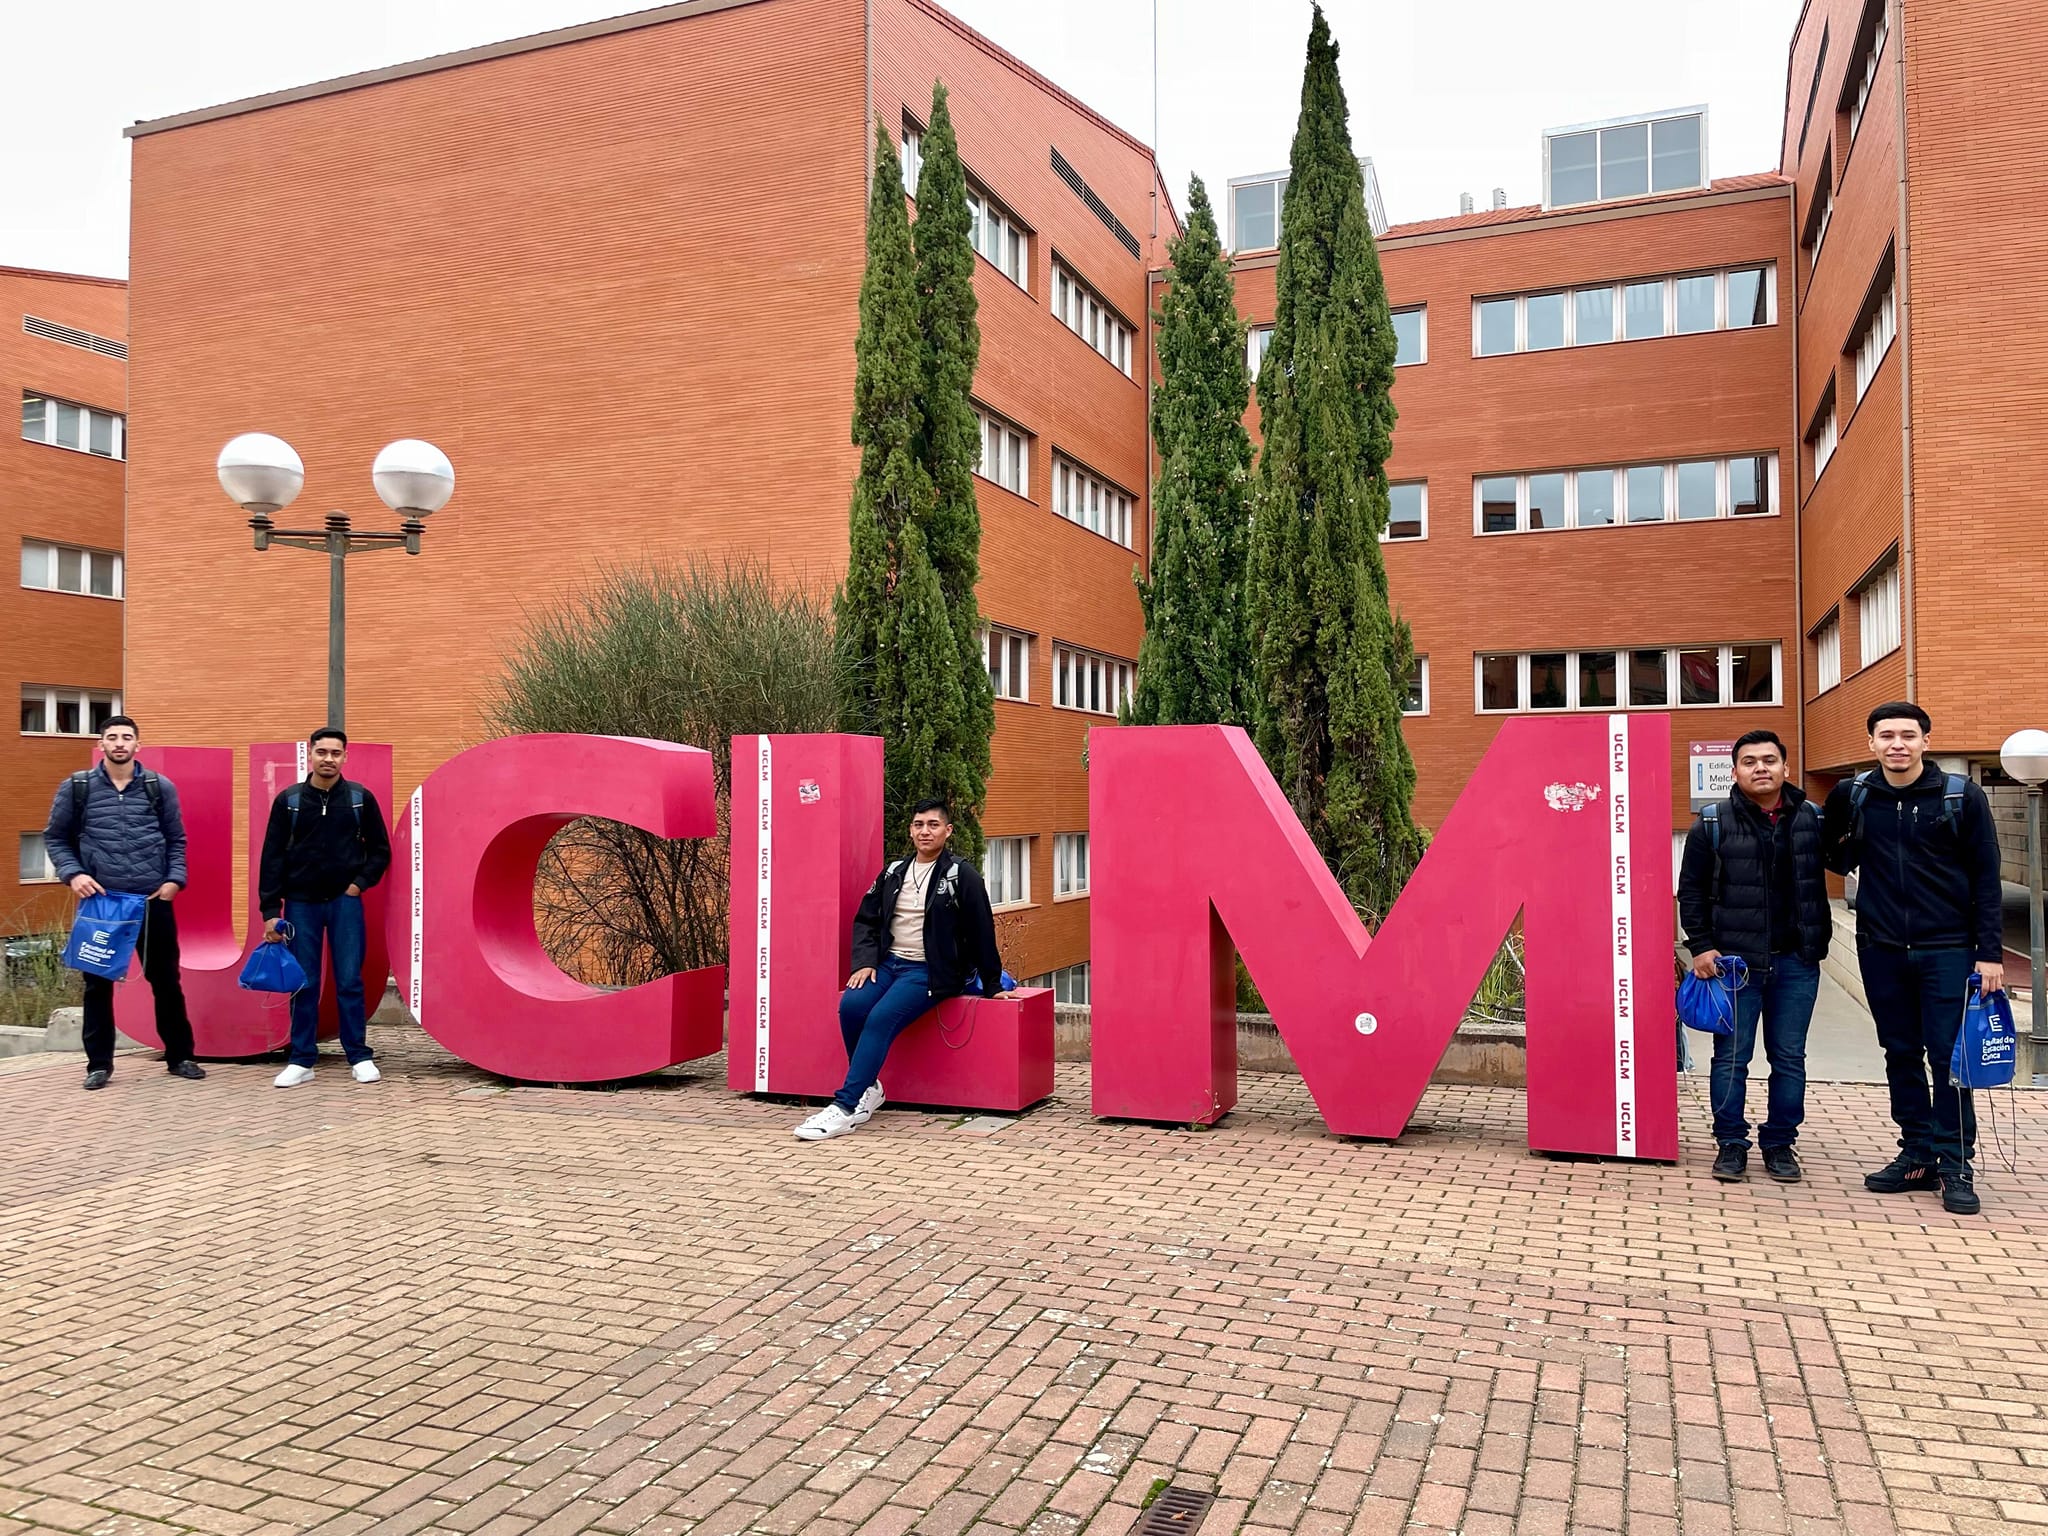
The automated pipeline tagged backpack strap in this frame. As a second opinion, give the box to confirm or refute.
[1701,804,1723,896]
[1942,773,1967,833]
[69,770,93,828]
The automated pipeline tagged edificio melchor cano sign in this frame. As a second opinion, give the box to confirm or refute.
[113,716,1678,1160]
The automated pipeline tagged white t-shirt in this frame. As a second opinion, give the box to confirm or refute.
[890,858,939,962]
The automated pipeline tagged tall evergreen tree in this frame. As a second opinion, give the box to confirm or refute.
[1128,177,1253,728]
[1246,5,1424,922]
[910,83,994,857]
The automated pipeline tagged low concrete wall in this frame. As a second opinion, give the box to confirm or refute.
[1052,1005,1527,1087]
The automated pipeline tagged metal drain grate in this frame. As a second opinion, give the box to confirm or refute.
[1130,1485,1214,1534]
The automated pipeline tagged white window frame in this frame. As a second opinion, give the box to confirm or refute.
[1857,560,1901,666]
[1383,482,1428,542]
[20,393,125,461]
[1850,6,1890,141]
[966,185,1029,291]
[1023,963,1091,1006]
[1813,612,1843,695]
[1392,305,1427,367]
[1474,644,1781,714]
[982,625,1031,702]
[20,540,124,599]
[1472,455,1778,535]
[1051,455,1134,549]
[1052,259,1133,379]
[1247,325,1274,376]
[1808,395,1839,481]
[973,404,1031,498]
[985,836,1032,910]
[1472,265,1775,358]
[1053,832,1089,900]
[19,832,59,885]
[20,685,123,737]
[1227,171,1288,252]
[1542,107,1709,209]
[1805,170,1833,266]
[1853,278,1897,402]
[1403,656,1430,717]
[1051,644,1135,718]
[900,122,924,195]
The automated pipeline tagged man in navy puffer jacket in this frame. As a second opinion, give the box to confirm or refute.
[43,715,203,1090]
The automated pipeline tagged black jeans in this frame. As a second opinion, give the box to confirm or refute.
[81,897,194,1072]
[1858,943,1977,1168]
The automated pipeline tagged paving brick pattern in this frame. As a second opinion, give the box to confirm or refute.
[4,1033,2047,1536]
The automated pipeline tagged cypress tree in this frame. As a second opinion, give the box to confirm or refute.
[1246,5,1424,922]
[1128,176,1253,727]
[879,520,974,838]
[910,82,994,858]
[837,118,939,831]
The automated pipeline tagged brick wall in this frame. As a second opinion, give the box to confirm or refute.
[1230,188,1798,831]
[0,268,127,934]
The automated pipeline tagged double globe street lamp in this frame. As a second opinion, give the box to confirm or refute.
[216,434,456,732]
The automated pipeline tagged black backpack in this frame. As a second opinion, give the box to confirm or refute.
[1846,768,1966,844]
[284,781,367,847]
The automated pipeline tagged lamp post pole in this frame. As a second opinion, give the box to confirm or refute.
[1998,730,2048,1071]
[219,435,455,733]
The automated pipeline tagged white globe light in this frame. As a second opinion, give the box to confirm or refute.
[217,433,304,514]
[2002,728,2048,787]
[372,439,456,516]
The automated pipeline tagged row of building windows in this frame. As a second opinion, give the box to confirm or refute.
[1022,962,1092,1007]
[1804,259,1897,486]
[1475,455,1776,535]
[1052,262,1133,377]
[21,685,123,737]
[901,124,1133,386]
[1543,109,1706,210]
[982,630,1133,720]
[1802,5,1887,280]
[1809,553,1900,700]
[966,834,1092,915]
[1051,455,1134,549]
[1475,265,1773,356]
[21,540,122,598]
[1248,306,1425,374]
[21,393,125,460]
[1473,643,1779,715]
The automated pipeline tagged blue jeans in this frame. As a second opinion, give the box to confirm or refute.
[1709,954,1819,1149]
[286,895,370,1068]
[834,959,931,1111]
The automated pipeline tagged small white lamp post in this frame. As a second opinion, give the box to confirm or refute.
[216,434,455,731]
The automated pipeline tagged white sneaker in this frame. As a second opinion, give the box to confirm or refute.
[850,1081,885,1124]
[273,1064,315,1088]
[350,1061,381,1083]
[793,1104,860,1141]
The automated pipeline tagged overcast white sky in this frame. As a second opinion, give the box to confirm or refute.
[3,0,1802,281]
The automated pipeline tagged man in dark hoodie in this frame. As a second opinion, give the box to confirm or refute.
[258,728,392,1088]
[1823,702,2004,1215]
[795,798,1013,1142]
[1679,729,1832,1184]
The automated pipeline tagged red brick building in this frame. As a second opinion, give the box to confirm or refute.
[4,268,127,933]
[1781,0,2048,881]
[117,0,2044,985]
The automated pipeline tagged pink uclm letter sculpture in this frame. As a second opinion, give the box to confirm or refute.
[117,743,394,1058]
[1089,716,1677,1158]
[384,734,725,1082]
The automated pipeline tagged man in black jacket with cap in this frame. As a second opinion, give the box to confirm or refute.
[1679,729,1831,1184]
[258,729,392,1088]
[1823,701,2004,1215]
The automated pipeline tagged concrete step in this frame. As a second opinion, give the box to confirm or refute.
[1824,901,1866,1008]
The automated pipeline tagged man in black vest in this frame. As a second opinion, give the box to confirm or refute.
[1823,702,2004,1215]
[258,728,392,1088]
[1678,729,1831,1183]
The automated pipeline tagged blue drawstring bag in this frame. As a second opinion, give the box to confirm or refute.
[1950,976,2018,1089]
[963,969,1019,996]
[239,933,309,995]
[1677,955,1748,1036]
[62,891,148,981]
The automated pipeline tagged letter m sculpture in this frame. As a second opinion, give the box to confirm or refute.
[1089,717,1675,1158]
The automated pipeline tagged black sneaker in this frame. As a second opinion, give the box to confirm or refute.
[1712,1143,1748,1182]
[83,1069,111,1091]
[1941,1167,1981,1215]
[1762,1146,1802,1183]
[1865,1153,1940,1193]
[167,1060,207,1080]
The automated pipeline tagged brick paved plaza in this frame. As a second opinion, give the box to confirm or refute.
[4,1034,2047,1536]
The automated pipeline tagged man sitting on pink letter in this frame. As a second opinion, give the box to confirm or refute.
[795,798,1014,1141]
